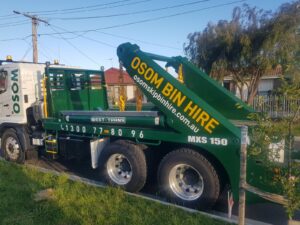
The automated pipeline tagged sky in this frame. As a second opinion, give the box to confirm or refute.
[0,0,290,70]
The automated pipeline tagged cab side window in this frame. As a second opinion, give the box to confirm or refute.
[0,70,7,94]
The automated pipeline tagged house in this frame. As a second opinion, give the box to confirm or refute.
[223,66,282,100]
[104,67,135,106]
[104,67,147,106]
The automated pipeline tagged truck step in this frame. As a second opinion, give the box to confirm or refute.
[45,137,58,156]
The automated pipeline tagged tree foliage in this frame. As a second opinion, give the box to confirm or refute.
[248,77,300,219]
[184,1,300,104]
[247,36,300,220]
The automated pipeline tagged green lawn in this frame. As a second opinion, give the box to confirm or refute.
[0,160,231,225]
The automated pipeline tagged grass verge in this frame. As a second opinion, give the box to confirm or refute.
[0,160,231,225]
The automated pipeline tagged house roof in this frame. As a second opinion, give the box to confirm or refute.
[223,65,282,81]
[104,67,135,85]
[264,65,282,77]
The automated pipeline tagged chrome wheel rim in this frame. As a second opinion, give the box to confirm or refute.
[5,137,20,160]
[107,154,132,185]
[169,164,204,201]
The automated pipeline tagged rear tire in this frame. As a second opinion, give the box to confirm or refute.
[1,129,25,164]
[158,148,220,209]
[99,142,147,192]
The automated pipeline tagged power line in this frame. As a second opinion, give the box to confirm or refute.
[49,24,117,48]
[0,13,26,21]
[95,31,181,50]
[50,0,211,20]
[38,0,246,36]
[0,35,31,42]
[13,10,49,63]
[0,27,179,50]
[0,14,15,17]
[0,0,245,50]
[74,35,117,48]
[42,1,245,52]
[52,29,181,50]
[21,39,33,61]
[0,21,28,28]
[0,0,151,22]
[38,38,73,65]
[27,0,132,13]
[27,0,152,16]
[23,38,53,62]
[39,49,52,61]
[46,23,180,50]
[0,14,20,19]
[54,22,182,52]
[0,19,28,26]
[48,25,101,67]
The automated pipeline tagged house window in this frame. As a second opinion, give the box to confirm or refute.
[107,85,121,105]
[126,85,135,102]
[106,86,115,105]
[258,80,274,96]
[223,81,230,91]
[114,86,120,104]
[0,70,7,94]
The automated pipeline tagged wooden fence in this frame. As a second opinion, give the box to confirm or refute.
[253,95,300,118]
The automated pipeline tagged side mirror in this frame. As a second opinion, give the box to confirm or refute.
[0,71,7,94]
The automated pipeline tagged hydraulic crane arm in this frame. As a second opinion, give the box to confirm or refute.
[117,43,253,138]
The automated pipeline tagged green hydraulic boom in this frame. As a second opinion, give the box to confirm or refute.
[117,42,254,138]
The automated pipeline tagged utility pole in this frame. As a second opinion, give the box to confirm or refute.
[13,11,49,63]
[238,126,248,225]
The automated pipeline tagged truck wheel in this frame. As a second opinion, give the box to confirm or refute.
[99,142,147,192]
[158,148,220,209]
[1,129,25,163]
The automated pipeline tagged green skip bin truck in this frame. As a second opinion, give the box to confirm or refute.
[0,43,291,209]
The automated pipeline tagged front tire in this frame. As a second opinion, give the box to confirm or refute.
[158,148,220,209]
[1,129,25,163]
[99,142,147,192]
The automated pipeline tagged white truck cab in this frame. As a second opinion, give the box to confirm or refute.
[0,60,78,163]
[0,63,45,124]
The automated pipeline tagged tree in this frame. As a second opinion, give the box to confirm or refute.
[245,18,300,220]
[278,37,300,220]
[248,76,300,220]
[184,2,300,105]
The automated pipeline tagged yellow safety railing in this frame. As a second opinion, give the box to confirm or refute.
[177,64,184,83]
[42,75,48,118]
[118,62,126,111]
